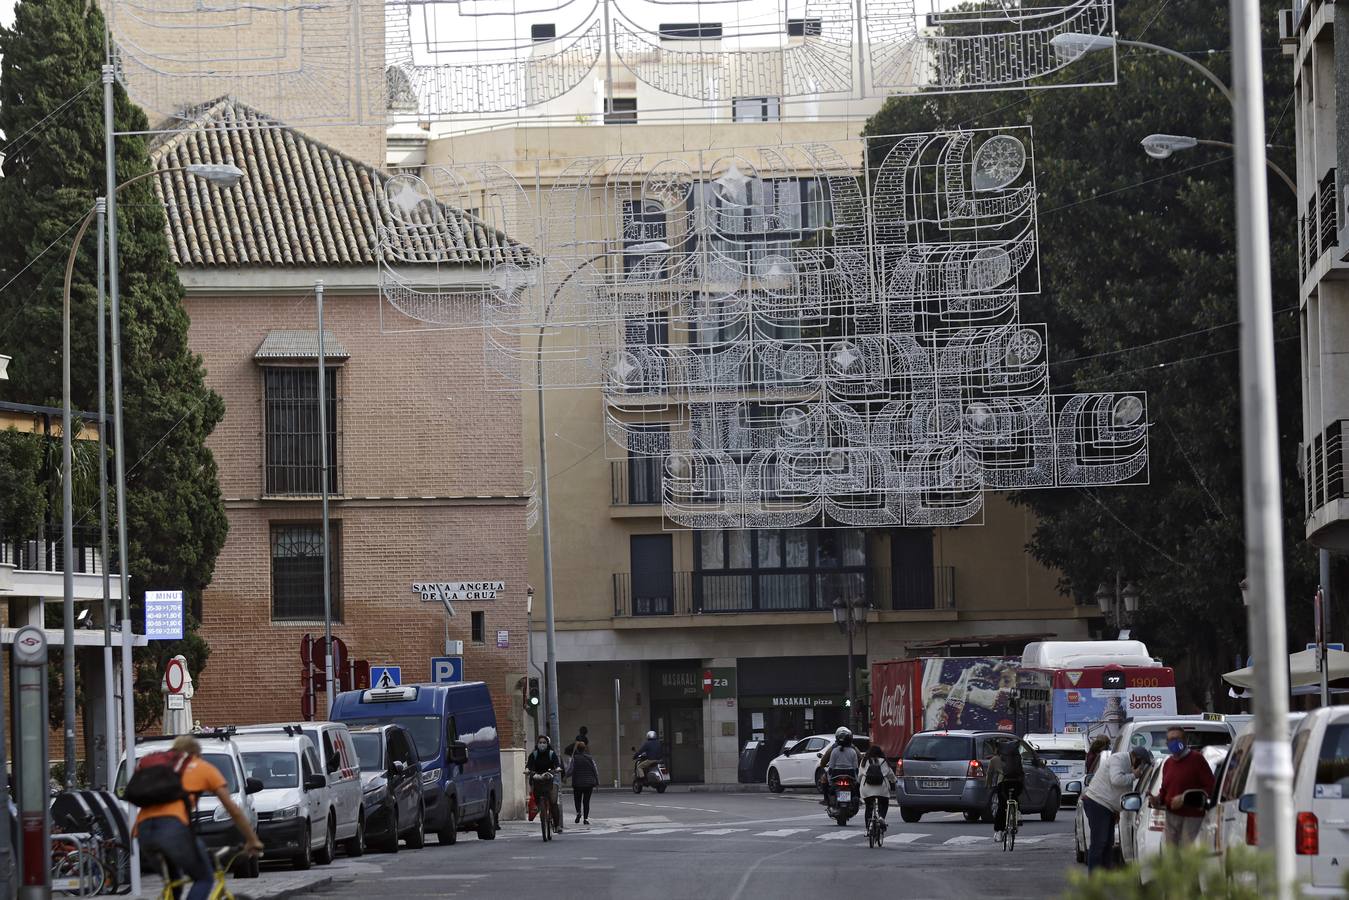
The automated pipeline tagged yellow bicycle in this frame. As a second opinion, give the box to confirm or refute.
[156,845,255,900]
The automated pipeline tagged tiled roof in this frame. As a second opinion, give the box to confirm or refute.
[149,98,527,268]
[254,331,350,360]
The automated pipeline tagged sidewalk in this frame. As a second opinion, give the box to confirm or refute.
[137,856,378,899]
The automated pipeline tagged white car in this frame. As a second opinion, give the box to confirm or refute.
[237,722,364,856]
[1026,733,1086,804]
[234,731,336,869]
[766,734,872,792]
[1273,707,1349,896]
[1119,745,1228,883]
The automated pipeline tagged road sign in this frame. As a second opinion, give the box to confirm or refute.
[165,658,186,694]
[145,590,184,640]
[1307,643,1345,652]
[371,666,401,689]
[431,657,463,684]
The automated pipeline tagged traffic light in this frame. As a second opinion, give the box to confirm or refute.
[525,677,541,718]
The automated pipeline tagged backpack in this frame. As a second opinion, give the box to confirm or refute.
[864,759,886,786]
[123,750,190,808]
[1000,745,1025,781]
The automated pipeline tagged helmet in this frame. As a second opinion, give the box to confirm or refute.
[835,727,852,743]
[647,731,657,740]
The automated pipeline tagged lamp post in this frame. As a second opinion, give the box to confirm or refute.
[1056,22,1295,895]
[1094,575,1140,636]
[1139,134,1298,195]
[832,596,867,730]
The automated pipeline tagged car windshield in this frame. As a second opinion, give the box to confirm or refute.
[242,751,299,789]
[904,735,973,761]
[202,753,239,792]
[345,717,441,762]
[1037,749,1085,761]
[1316,724,1349,789]
[351,733,383,771]
[1128,728,1230,753]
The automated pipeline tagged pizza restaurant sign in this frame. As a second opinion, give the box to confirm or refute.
[771,695,838,707]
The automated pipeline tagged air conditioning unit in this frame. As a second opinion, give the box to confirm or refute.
[1279,8,1297,47]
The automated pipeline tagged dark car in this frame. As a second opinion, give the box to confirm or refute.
[894,730,1062,824]
[348,724,425,852]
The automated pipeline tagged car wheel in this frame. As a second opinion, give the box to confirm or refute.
[767,769,784,793]
[383,808,401,854]
[962,810,982,824]
[344,814,365,857]
[1041,790,1060,822]
[476,799,498,840]
[293,823,313,870]
[315,814,336,865]
[900,807,922,824]
[407,802,427,849]
[1076,844,1086,864]
[437,803,458,845]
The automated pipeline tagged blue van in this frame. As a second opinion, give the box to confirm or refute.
[330,682,502,843]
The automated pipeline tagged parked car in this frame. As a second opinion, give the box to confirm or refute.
[894,730,1061,824]
[347,724,426,852]
[765,733,871,793]
[1118,746,1228,883]
[1199,713,1305,870]
[115,730,262,879]
[1025,733,1087,805]
[233,731,335,870]
[331,681,502,844]
[236,722,364,856]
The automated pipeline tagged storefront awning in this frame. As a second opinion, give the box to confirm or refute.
[253,330,349,361]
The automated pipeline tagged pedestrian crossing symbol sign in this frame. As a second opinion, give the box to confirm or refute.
[371,666,401,689]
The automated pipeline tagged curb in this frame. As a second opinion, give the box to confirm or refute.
[593,784,770,794]
[258,873,335,900]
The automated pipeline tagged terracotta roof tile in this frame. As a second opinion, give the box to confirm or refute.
[149,98,528,268]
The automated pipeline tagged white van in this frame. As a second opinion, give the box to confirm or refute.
[236,722,364,855]
[234,732,334,870]
[1286,707,1349,895]
[1025,733,1087,804]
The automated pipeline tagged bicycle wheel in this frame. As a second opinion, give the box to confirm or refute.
[540,798,552,842]
[1008,802,1018,852]
[53,850,104,897]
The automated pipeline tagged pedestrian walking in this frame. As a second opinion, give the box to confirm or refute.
[569,740,600,825]
[565,725,591,757]
[1084,735,1111,777]
[1080,746,1150,871]
[1152,726,1215,846]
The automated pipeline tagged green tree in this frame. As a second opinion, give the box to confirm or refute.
[863,0,1313,708]
[0,0,225,728]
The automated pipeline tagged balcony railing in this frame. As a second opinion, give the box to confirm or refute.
[610,459,664,505]
[0,525,111,575]
[1306,419,1347,519]
[1304,167,1338,273]
[613,565,955,617]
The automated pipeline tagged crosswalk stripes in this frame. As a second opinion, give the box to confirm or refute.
[943,835,991,846]
[694,828,747,835]
[884,832,928,844]
[756,829,809,837]
[637,828,688,835]
[816,830,863,841]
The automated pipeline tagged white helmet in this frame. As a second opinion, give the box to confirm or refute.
[647,730,657,740]
[835,726,852,742]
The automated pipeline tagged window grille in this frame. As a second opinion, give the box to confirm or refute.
[271,522,342,621]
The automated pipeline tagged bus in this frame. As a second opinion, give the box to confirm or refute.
[1013,641,1177,739]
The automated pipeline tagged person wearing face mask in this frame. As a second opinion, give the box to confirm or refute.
[526,734,564,832]
[1151,726,1215,846]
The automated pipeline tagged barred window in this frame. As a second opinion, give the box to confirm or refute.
[270,522,342,622]
[264,367,339,495]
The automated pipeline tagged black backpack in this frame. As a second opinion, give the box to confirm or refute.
[864,759,886,785]
[1000,745,1025,780]
[123,750,190,808]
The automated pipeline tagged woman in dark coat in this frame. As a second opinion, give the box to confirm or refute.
[569,740,601,825]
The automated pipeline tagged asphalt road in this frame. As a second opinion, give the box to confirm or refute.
[288,791,1078,900]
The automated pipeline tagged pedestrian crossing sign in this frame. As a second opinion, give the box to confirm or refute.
[371,666,401,689]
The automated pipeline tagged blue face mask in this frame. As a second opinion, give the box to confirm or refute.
[1167,739,1186,755]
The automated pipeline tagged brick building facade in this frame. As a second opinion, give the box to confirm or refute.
[150,100,532,747]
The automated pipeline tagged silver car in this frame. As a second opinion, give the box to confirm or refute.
[895,730,1062,824]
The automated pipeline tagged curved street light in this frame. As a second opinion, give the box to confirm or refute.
[1139,133,1298,196]
[1050,32,1234,104]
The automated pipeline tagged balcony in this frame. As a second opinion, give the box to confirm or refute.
[0,524,123,602]
[1302,167,1338,276]
[612,565,954,617]
[610,459,664,507]
[1306,419,1348,531]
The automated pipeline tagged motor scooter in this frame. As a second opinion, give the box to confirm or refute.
[827,772,860,826]
[631,754,671,794]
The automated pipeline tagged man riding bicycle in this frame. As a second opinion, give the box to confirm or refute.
[985,739,1025,843]
[134,736,262,900]
[526,735,564,833]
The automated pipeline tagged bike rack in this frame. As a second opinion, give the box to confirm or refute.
[50,831,100,896]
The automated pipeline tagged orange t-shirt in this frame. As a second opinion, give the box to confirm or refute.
[134,757,227,828]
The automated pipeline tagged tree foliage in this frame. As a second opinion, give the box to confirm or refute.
[0,0,224,726]
[863,0,1312,708]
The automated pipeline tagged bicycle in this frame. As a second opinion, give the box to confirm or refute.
[866,810,885,849]
[155,844,255,900]
[1001,794,1020,853]
[529,772,559,842]
[50,834,105,897]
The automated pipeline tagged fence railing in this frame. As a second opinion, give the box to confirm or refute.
[0,524,111,575]
[1304,167,1338,273]
[1306,419,1347,518]
[610,459,663,505]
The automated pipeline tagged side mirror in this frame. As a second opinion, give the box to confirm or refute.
[1120,792,1142,812]
[1238,793,1256,814]
[304,774,326,792]
[1066,781,1083,794]
[816,752,824,759]
[449,741,469,766]
[391,760,407,775]
[245,777,263,796]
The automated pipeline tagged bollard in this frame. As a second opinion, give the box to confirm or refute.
[14,626,49,899]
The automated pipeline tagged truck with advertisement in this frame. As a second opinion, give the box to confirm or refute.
[869,641,1178,758]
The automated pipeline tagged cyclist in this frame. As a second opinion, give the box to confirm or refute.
[818,727,861,806]
[985,739,1025,843]
[859,745,896,831]
[134,735,262,900]
[526,734,564,833]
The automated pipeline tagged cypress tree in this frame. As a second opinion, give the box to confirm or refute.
[0,0,226,726]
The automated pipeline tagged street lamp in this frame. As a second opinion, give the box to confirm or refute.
[831,596,867,730]
[58,161,243,786]
[0,354,9,380]
[1139,134,1298,195]
[1057,21,1295,893]
[1094,577,1140,634]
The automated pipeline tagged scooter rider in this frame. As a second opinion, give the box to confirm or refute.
[819,727,861,806]
[634,731,664,779]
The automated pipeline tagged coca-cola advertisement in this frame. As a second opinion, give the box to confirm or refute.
[870,657,1019,758]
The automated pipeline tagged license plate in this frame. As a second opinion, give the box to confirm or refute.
[918,777,950,789]
[836,791,851,803]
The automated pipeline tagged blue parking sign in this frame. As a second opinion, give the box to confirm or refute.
[431,657,463,684]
